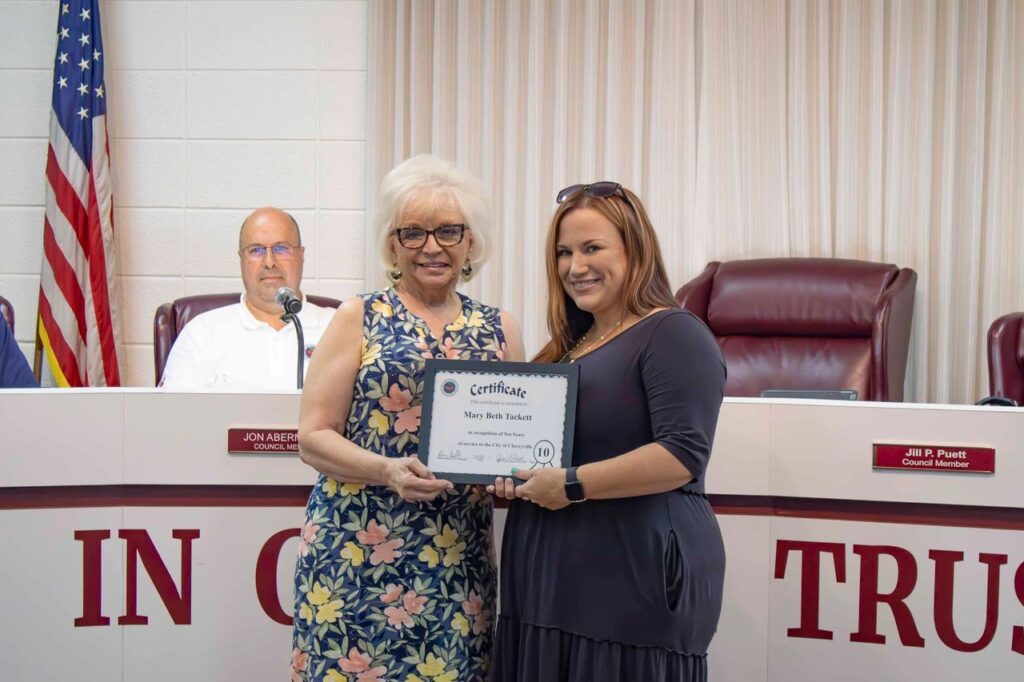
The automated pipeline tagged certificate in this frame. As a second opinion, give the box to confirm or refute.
[419,359,579,484]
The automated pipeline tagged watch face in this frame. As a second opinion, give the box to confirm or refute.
[565,480,585,502]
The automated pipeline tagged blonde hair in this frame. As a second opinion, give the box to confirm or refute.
[373,154,491,281]
[535,187,677,362]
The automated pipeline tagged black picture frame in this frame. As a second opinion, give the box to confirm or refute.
[419,359,580,484]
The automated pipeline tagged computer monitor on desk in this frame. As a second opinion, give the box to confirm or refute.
[759,388,858,400]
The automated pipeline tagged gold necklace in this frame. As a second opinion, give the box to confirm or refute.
[563,318,624,363]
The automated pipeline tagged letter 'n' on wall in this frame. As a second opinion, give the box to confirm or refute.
[74,529,201,626]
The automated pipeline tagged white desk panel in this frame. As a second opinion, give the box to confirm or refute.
[0,389,123,487]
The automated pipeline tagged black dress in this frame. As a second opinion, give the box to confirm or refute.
[493,310,727,682]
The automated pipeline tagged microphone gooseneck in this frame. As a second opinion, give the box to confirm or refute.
[276,287,306,389]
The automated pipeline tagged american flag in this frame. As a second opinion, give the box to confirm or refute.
[36,0,121,386]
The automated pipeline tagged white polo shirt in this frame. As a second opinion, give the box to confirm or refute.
[160,294,337,391]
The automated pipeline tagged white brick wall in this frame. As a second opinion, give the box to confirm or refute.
[0,0,368,386]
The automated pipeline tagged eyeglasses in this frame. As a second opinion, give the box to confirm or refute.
[240,243,301,261]
[556,182,626,204]
[394,224,467,248]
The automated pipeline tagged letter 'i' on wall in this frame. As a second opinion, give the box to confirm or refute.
[74,529,201,626]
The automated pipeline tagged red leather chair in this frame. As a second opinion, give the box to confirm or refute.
[0,295,13,333]
[986,313,1024,405]
[153,293,341,385]
[675,258,917,401]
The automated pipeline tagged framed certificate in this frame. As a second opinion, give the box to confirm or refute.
[419,359,580,484]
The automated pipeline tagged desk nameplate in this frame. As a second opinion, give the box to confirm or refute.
[227,428,299,454]
[873,443,995,474]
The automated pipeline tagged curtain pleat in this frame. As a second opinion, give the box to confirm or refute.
[367,0,1024,404]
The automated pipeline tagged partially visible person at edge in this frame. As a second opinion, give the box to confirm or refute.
[291,154,525,681]
[490,182,727,682]
[0,315,37,388]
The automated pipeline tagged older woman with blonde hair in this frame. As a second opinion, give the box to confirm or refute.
[491,182,727,682]
[291,154,524,681]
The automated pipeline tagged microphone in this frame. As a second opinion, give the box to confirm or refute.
[276,286,306,389]
[275,287,303,315]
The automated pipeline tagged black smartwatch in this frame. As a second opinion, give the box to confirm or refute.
[564,466,586,503]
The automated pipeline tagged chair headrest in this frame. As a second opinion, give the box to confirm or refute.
[171,294,241,334]
[707,258,899,336]
[0,295,13,333]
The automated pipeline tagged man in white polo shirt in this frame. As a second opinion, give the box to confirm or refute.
[160,207,336,390]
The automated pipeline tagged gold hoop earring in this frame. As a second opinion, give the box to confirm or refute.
[460,261,473,280]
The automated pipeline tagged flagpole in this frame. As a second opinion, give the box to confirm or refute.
[32,319,43,383]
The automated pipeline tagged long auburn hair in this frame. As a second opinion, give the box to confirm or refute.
[534,187,678,362]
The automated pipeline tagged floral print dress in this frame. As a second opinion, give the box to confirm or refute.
[292,287,507,682]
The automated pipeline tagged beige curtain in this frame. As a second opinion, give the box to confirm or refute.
[368,0,1024,405]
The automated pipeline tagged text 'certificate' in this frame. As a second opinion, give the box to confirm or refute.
[419,360,579,484]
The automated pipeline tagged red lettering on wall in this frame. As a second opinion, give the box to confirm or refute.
[850,545,924,647]
[774,539,1024,655]
[74,530,111,627]
[255,528,300,625]
[931,551,1007,652]
[1013,562,1024,655]
[117,529,200,625]
[774,540,847,639]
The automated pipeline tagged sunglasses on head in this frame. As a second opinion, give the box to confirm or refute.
[555,181,627,204]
